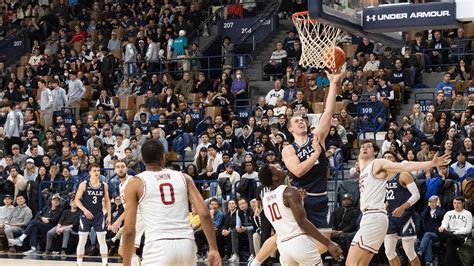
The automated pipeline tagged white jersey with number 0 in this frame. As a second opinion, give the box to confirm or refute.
[359,160,387,212]
[137,169,194,243]
[262,185,305,244]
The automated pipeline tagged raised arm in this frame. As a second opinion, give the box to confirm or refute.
[282,135,322,178]
[376,153,451,174]
[122,177,143,266]
[314,71,343,142]
[185,174,221,266]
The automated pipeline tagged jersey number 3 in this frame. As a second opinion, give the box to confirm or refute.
[159,183,175,205]
[267,202,282,222]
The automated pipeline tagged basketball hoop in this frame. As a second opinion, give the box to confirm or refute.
[292,11,342,69]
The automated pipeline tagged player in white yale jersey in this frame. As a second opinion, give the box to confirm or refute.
[106,161,144,266]
[257,163,343,266]
[122,139,221,266]
[347,140,450,265]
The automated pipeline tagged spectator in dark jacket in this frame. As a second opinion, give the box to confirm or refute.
[380,47,397,71]
[330,194,361,255]
[44,199,80,255]
[9,194,64,254]
[355,37,374,60]
[417,195,446,265]
[427,30,449,72]
[100,47,116,96]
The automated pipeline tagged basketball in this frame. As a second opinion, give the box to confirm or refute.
[322,46,346,72]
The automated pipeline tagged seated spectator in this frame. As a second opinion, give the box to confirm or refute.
[286,39,302,62]
[438,197,472,266]
[283,30,298,50]
[346,58,360,73]
[450,151,473,181]
[451,59,471,82]
[433,92,451,113]
[228,198,254,262]
[0,195,15,224]
[212,86,235,115]
[330,194,360,255]
[9,194,63,255]
[95,89,115,110]
[265,80,284,107]
[409,104,425,130]
[305,76,324,103]
[215,199,237,260]
[263,42,287,78]
[389,58,409,100]
[230,70,248,99]
[7,167,26,199]
[409,32,429,70]
[427,30,449,72]
[116,80,132,97]
[419,112,438,141]
[436,72,455,98]
[0,194,33,253]
[417,141,433,162]
[44,199,80,255]
[353,68,366,93]
[283,78,298,104]
[349,161,360,179]
[448,28,471,64]
[362,53,380,72]
[380,47,396,71]
[417,195,446,265]
[381,129,401,156]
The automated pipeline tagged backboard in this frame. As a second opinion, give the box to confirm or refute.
[308,0,405,47]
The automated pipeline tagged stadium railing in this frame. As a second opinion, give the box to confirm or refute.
[422,39,474,69]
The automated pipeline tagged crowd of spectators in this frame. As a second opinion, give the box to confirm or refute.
[0,0,473,265]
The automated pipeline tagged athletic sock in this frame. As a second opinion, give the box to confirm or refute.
[77,258,83,266]
[102,257,108,266]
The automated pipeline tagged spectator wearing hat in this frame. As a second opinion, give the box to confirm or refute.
[100,47,116,96]
[9,194,64,255]
[23,158,38,181]
[283,78,297,103]
[11,144,27,172]
[264,150,277,164]
[330,194,360,255]
[107,31,121,51]
[0,194,33,253]
[0,195,15,224]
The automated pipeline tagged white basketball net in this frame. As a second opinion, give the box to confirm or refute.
[292,12,342,69]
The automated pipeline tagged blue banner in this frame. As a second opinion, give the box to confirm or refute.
[363,2,460,32]
[0,31,29,65]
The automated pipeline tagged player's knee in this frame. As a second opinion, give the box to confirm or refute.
[384,236,398,261]
[402,239,417,261]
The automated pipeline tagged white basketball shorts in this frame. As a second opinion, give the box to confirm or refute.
[142,238,197,266]
[351,211,388,254]
[277,234,323,266]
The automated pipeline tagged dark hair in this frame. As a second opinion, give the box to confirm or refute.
[88,163,100,171]
[360,139,380,154]
[454,196,465,203]
[258,164,273,187]
[383,151,399,162]
[141,139,165,164]
[209,198,218,204]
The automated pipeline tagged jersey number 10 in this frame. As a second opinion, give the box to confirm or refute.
[267,202,282,222]
[159,183,176,205]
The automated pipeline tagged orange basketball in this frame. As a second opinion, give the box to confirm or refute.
[322,46,346,73]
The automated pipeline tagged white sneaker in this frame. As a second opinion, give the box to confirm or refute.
[247,254,255,262]
[228,253,239,262]
[23,248,37,255]
[184,147,192,152]
[8,238,23,247]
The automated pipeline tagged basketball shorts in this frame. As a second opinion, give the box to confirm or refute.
[120,213,145,248]
[79,213,105,233]
[277,234,323,266]
[142,239,197,266]
[387,211,417,238]
[351,211,388,254]
[303,195,330,229]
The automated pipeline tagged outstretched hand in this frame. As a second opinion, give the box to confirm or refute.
[431,152,451,168]
[325,67,344,84]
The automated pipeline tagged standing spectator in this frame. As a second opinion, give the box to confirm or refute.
[39,79,53,131]
[50,79,68,118]
[427,30,449,72]
[0,194,33,253]
[403,47,419,87]
[9,194,63,255]
[145,36,159,75]
[4,103,23,155]
[100,47,116,96]
[222,36,234,67]
[44,199,80,255]
[123,37,137,76]
[438,197,472,266]
[389,58,409,102]
[417,195,446,266]
[173,30,189,59]
[66,72,85,121]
